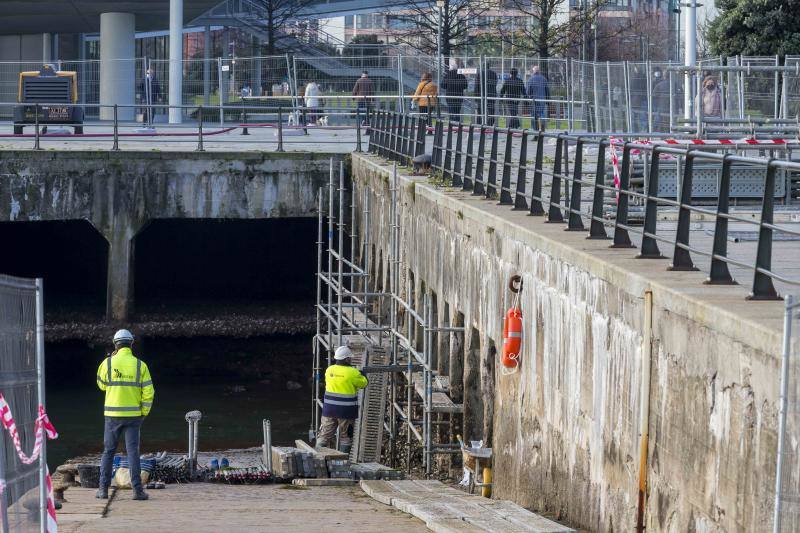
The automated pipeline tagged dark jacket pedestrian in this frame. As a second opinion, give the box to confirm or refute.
[441,65,468,119]
[352,71,375,115]
[500,68,525,128]
[476,66,498,124]
[525,67,549,129]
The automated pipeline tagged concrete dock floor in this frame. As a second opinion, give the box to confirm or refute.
[58,484,424,532]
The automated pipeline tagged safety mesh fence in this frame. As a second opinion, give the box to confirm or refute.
[0,275,42,533]
[777,295,800,532]
[0,55,795,132]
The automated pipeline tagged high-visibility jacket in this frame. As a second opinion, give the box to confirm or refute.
[322,364,368,420]
[96,347,155,417]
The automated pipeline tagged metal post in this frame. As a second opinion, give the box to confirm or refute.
[707,157,734,283]
[638,148,664,257]
[337,161,345,347]
[263,419,273,473]
[774,295,795,533]
[547,137,565,222]
[514,130,529,210]
[436,3,443,91]
[606,62,613,131]
[748,165,779,300]
[34,104,41,150]
[313,192,324,435]
[668,154,698,269]
[529,133,545,215]
[611,146,635,248]
[112,104,119,151]
[684,0,697,120]
[593,63,601,132]
[646,60,653,133]
[623,61,633,133]
[277,107,284,152]
[197,106,204,151]
[567,140,584,230]
[327,160,335,365]
[696,72,703,137]
[217,57,224,126]
[668,70,675,133]
[356,106,362,152]
[35,278,46,533]
[481,55,488,124]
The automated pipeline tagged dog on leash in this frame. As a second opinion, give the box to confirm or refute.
[316,115,329,127]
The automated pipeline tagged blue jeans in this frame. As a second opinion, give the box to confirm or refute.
[100,416,143,491]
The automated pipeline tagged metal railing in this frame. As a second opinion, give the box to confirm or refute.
[368,115,800,299]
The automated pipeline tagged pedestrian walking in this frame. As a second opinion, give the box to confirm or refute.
[525,66,550,131]
[352,71,375,125]
[316,346,368,453]
[95,329,155,501]
[304,81,321,125]
[441,62,467,119]
[412,72,438,116]
[500,68,525,129]
[697,75,722,118]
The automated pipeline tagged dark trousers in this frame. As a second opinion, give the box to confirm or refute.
[480,100,496,125]
[506,101,520,129]
[100,416,143,491]
[447,99,462,120]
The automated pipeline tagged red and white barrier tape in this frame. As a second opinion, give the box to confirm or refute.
[0,395,58,532]
[609,136,621,202]
[611,137,798,147]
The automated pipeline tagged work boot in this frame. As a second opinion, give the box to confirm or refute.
[95,488,108,499]
[132,490,149,501]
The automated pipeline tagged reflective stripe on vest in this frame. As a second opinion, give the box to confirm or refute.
[324,392,357,406]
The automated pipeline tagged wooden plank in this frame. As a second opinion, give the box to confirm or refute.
[294,439,348,460]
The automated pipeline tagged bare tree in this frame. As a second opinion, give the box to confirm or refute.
[386,0,494,59]
[497,0,603,61]
[252,0,316,55]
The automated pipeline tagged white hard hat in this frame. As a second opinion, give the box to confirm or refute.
[334,346,353,361]
[113,329,134,344]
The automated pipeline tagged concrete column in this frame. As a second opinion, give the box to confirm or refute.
[106,222,138,322]
[169,0,184,123]
[42,33,51,63]
[100,13,136,121]
[203,26,211,106]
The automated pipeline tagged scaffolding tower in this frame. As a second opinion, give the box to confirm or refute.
[312,159,465,475]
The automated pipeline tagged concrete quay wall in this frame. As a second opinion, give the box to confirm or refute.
[0,150,343,320]
[352,152,783,531]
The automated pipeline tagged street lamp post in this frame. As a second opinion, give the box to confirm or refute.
[436,0,444,90]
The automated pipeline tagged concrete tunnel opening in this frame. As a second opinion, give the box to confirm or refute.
[0,220,108,320]
[133,217,319,315]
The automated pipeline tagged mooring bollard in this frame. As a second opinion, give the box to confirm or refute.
[185,410,202,478]
[262,419,273,473]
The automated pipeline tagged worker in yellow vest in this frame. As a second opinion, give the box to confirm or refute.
[317,346,368,452]
[95,329,155,500]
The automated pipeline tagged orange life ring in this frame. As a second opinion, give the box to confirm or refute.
[502,307,522,368]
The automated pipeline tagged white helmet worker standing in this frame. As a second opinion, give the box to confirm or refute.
[317,345,368,452]
[334,345,353,361]
[95,329,155,501]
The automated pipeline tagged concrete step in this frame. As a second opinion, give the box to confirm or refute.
[360,479,574,533]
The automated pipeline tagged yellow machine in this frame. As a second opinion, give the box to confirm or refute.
[13,64,83,134]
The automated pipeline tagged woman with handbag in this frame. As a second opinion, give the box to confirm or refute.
[412,72,438,116]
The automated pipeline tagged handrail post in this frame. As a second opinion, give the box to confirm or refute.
[667,152,698,267]
[637,147,664,257]
[486,126,499,199]
[34,103,41,150]
[546,136,565,222]
[587,140,609,239]
[566,139,584,230]
[452,122,463,188]
[706,156,734,283]
[197,106,205,152]
[747,164,780,300]
[463,124,475,191]
[442,119,454,184]
[529,133,545,215]
[473,125,487,196]
[112,104,120,151]
[277,106,285,152]
[499,127,513,205]
[610,145,635,248]
[513,130,529,210]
